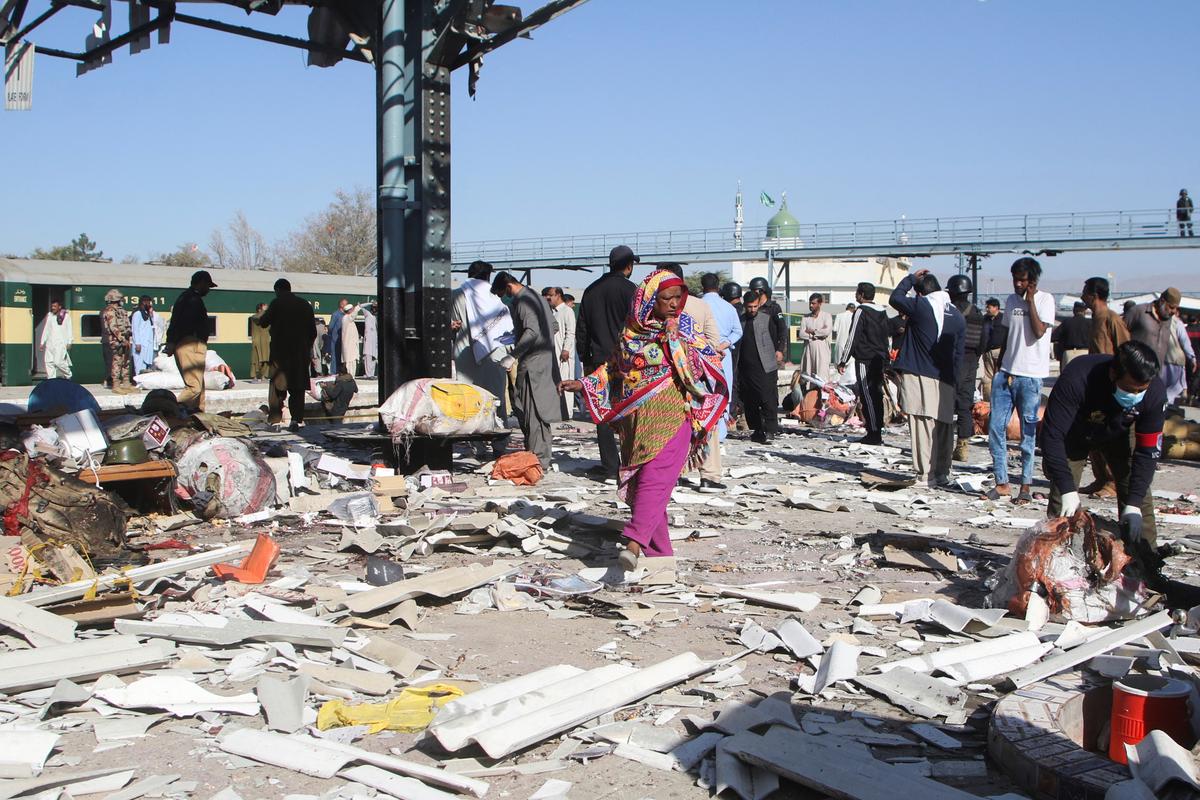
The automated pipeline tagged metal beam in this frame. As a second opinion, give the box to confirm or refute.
[75,13,171,67]
[171,11,368,62]
[449,0,589,70]
[9,2,59,43]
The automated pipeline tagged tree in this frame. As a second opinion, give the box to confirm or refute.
[210,211,271,270]
[684,269,730,297]
[30,233,104,261]
[278,187,376,275]
[157,243,212,269]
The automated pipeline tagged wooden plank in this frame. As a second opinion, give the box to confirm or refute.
[81,461,176,484]
[723,728,979,800]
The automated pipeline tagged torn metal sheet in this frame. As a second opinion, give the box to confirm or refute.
[95,676,260,717]
[901,599,1007,634]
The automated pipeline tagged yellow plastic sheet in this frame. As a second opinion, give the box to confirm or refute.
[316,684,465,734]
[429,382,484,421]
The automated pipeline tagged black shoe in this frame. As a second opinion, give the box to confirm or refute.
[750,432,768,444]
[288,421,304,433]
[856,434,884,445]
[677,476,700,489]
[698,479,727,493]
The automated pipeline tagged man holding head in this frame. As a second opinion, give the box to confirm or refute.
[987,257,1054,503]
[260,278,318,431]
[890,269,965,487]
[577,245,639,478]
[165,270,218,412]
[493,271,564,468]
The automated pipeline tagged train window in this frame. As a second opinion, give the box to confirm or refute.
[80,314,102,338]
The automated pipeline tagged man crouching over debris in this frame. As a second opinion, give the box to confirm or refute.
[1043,340,1165,569]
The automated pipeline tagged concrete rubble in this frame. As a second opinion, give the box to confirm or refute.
[2,403,1200,799]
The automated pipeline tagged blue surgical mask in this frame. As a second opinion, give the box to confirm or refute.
[1113,387,1146,409]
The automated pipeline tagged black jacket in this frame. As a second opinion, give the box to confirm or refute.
[1052,314,1091,360]
[953,299,986,358]
[983,312,1007,351]
[165,288,210,345]
[763,299,788,353]
[576,271,636,369]
[1178,195,1193,221]
[260,292,318,362]
[1039,354,1165,507]
[837,304,889,366]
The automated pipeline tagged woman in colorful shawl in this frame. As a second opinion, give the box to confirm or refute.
[560,270,728,570]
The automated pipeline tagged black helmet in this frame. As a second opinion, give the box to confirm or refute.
[946,274,973,297]
[748,277,770,292]
[720,281,742,302]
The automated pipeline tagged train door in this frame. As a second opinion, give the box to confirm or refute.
[30,284,71,378]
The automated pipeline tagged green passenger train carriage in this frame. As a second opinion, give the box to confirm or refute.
[0,258,377,386]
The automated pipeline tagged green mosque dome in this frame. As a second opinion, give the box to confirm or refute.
[766,196,800,238]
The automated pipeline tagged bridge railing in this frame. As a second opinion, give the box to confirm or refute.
[452,209,1182,263]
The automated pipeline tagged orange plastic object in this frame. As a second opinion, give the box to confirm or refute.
[491,451,544,486]
[211,534,280,584]
[1108,675,1195,764]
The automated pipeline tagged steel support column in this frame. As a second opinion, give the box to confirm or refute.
[376,0,453,468]
[375,6,453,384]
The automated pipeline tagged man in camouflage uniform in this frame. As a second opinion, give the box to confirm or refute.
[100,289,135,393]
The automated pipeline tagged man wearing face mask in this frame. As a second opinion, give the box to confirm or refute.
[1043,341,1165,561]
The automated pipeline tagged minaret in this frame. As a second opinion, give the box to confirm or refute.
[734,181,744,249]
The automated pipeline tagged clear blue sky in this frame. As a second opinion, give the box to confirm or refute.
[4,0,1198,290]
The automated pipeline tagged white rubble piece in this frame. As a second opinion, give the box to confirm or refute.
[0,730,60,778]
[256,674,312,733]
[1006,611,1173,689]
[95,676,260,717]
[0,596,77,646]
[0,635,176,693]
[900,599,1007,634]
[343,562,519,614]
[1125,730,1200,795]
[431,652,717,759]
[217,728,489,797]
[707,585,821,612]
[115,616,347,648]
[724,726,980,800]
[854,667,968,720]
[799,640,860,695]
[877,631,1041,677]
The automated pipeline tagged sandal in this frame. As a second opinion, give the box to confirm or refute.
[984,487,1009,501]
[1013,489,1034,505]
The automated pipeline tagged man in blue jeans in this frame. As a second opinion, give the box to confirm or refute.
[987,257,1055,504]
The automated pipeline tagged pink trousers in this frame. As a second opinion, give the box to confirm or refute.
[622,419,692,557]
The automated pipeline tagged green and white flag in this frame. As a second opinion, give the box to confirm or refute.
[759,191,774,208]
